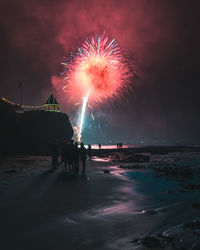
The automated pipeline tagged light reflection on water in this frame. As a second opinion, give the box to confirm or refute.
[88,144,134,149]
[121,170,199,207]
[86,202,136,218]
[92,156,111,162]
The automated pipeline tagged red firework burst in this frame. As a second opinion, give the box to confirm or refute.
[63,34,132,105]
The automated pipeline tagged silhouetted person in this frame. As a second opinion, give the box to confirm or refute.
[68,139,74,172]
[117,143,122,148]
[51,142,59,169]
[80,142,87,175]
[63,141,70,171]
[99,143,101,149]
[74,142,79,175]
[60,142,65,164]
[88,144,92,160]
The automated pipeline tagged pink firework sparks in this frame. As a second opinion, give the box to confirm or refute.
[62,34,132,106]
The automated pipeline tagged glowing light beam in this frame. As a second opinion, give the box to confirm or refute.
[77,89,90,142]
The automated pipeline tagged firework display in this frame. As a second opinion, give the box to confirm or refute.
[63,34,132,141]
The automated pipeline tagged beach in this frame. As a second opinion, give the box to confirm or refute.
[1,146,200,249]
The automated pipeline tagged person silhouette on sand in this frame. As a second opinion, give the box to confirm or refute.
[74,142,79,175]
[51,141,59,169]
[68,139,74,172]
[60,141,65,164]
[80,142,87,175]
[63,141,70,171]
[88,144,92,160]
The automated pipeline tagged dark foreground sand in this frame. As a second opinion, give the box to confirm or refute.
[0,147,200,249]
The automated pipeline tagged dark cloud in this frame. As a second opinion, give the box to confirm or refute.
[0,0,200,143]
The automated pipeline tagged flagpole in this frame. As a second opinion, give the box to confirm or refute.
[20,83,22,107]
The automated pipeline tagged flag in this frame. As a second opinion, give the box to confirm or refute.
[17,81,22,88]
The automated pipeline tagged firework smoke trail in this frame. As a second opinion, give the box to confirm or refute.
[63,34,132,142]
[77,89,90,143]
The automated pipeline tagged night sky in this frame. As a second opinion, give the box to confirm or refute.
[0,0,200,144]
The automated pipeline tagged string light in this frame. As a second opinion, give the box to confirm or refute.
[1,97,44,109]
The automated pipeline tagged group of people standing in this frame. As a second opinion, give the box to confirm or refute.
[117,143,123,148]
[51,140,89,175]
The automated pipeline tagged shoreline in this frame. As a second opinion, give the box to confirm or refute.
[0,147,200,249]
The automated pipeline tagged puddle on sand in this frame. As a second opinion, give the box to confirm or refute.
[121,170,200,207]
[92,156,111,162]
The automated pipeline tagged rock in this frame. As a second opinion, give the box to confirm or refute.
[165,190,174,194]
[112,153,150,163]
[131,239,141,244]
[179,189,187,193]
[142,209,159,215]
[192,243,200,250]
[151,164,194,180]
[170,238,186,250]
[119,165,128,169]
[103,170,110,173]
[132,233,187,249]
[184,184,200,190]
[4,170,17,174]
[183,219,200,230]
[142,236,162,248]
[0,99,74,155]
[192,203,200,210]
[120,165,141,169]
[18,111,73,155]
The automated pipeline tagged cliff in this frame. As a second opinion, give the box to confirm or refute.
[0,99,73,155]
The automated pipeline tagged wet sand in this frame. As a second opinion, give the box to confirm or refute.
[0,148,200,249]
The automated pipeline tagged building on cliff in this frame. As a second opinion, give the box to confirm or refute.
[0,94,60,113]
[0,95,73,155]
[44,94,60,112]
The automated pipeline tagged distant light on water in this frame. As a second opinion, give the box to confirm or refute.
[88,144,133,149]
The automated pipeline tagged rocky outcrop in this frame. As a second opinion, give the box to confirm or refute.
[0,100,73,155]
[0,99,17,155]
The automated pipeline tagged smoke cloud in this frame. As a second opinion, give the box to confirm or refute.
[0,0,200,143]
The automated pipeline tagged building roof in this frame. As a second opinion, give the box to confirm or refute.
[45,94,59,106]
